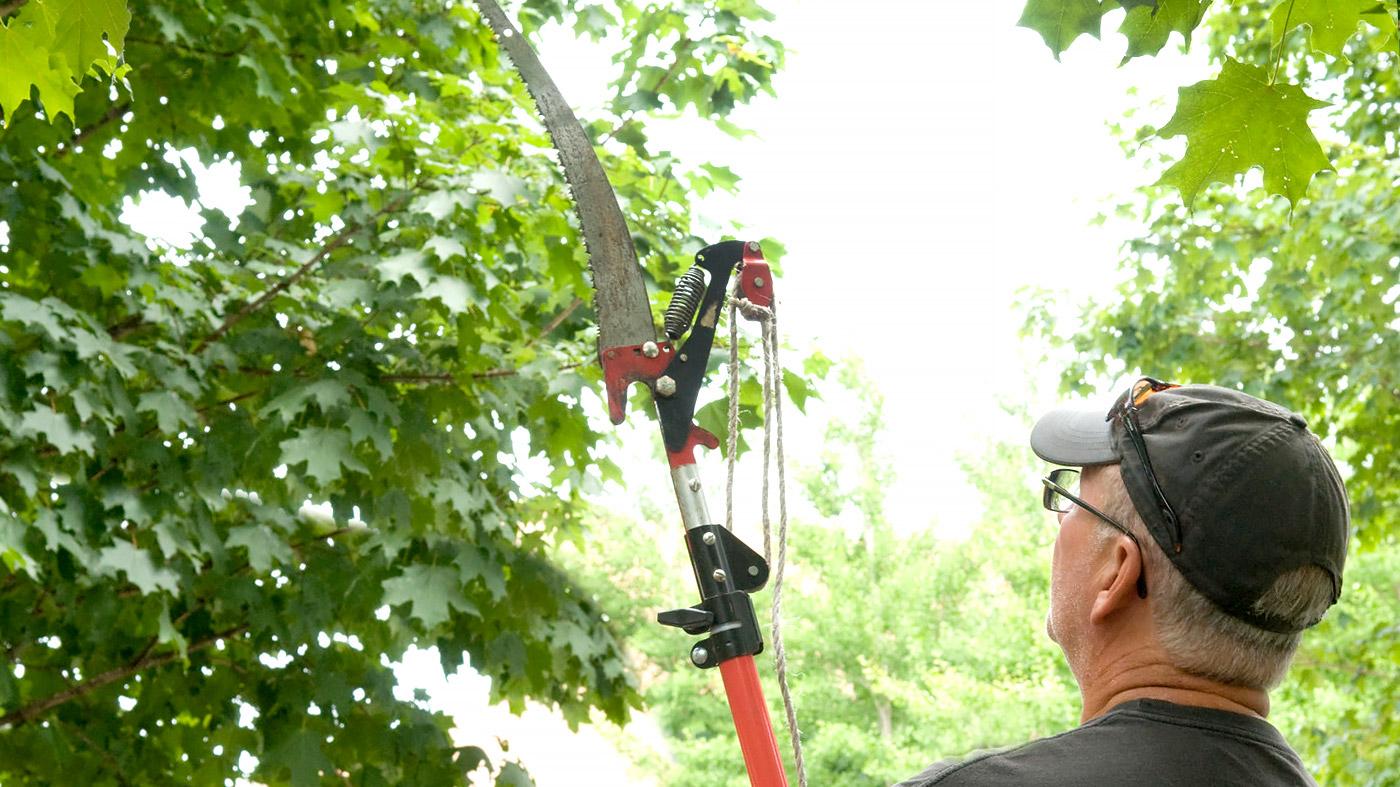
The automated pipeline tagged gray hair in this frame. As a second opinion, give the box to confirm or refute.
[1097,465,1334,689]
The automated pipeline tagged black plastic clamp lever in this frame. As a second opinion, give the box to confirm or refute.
[658,524,770,669]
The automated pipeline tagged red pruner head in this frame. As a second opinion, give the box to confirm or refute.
[600,341,674,424]
[737,241,773,309]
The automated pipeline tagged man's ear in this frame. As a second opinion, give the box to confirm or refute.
[1089,535,1144,624]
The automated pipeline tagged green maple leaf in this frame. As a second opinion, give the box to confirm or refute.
[278,427,368,485]
[1271,0,1367,62]
[424,235,467,261]
[0,2,81,126]
[226,525,292,572]
[97,541,179,595]
[137,391,196,433]
[0,294,71,341]
[381,564,466,629]
[265,729,333,787]
[50,0,131,77]
[1157,59,1331,210]
[18,407,94,455]
[419,275,476,314]
[377,249,433,287]
[1017,0,1106,60]
[1119,0,1209,62]
[495,762,534,787]
[345,410,393,459]
[264,380,351,422]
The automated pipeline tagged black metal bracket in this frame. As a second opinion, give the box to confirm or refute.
[657,523,769,669]
[655,240,748,454]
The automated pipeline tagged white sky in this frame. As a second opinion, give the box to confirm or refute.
[121,1,1209,782]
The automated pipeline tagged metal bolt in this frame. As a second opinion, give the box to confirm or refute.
[656,376,677,397]
[691,646,709,667]
[712,569,727,583]
[689,478,702,492]
[753,276,766,288]
[679,353,688,362]
[702,531,716,545]
[748,565,759,576]
[641,341,659,359]
[747,241,760,252]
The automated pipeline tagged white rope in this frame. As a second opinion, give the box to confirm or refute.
[726,287,807,787]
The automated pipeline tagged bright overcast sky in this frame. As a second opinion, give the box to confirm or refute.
[124,1,1208,782]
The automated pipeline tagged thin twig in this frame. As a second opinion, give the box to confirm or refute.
[192,195,409,354]
[525,297,583,348]
[384,359,588,384]
[0,625,247,728]
[54,101,130,160]
[382,373,457,384]
[105,312,145,340]
[124,36,239,59]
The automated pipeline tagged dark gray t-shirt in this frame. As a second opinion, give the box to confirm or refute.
[894,699,1317,786]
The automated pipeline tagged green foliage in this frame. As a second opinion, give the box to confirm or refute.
[1119,0,1209,62]
[0,0,131,126]
[1269,0,1374,61]
[1018,0,1399,209]
[0,0,786,782]
[1016,0,1104,61]
[1157,58,1330,208]
[1030,5,1400,786]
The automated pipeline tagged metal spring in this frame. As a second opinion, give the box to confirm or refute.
[664,266,708,340]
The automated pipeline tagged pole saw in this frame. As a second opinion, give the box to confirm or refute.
[474,3,794,785]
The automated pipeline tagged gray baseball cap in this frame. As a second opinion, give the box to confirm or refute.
[1030,380,1350,633]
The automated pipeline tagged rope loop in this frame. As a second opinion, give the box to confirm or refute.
[726,285,806,786]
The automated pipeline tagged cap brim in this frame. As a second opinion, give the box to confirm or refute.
[1030,407,1119,466]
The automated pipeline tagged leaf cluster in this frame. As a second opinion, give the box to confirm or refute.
[1018,0,1399,209]
[0,0,787,782]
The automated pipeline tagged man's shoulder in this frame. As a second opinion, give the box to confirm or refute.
[892,699,1318,787]
[890,723,1087,787]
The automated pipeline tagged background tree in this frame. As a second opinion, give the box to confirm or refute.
[0,0,791,783]
[1017,0,1399,210]
[1023,2,1400,785]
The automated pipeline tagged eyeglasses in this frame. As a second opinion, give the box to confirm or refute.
[1041,467,1148,599]
[1111,377,1183,554]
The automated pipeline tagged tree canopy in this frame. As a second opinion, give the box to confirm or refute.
[0,0,786,783]
[1018,0,1399,210]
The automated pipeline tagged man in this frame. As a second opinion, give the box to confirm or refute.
[896,378,1349,786]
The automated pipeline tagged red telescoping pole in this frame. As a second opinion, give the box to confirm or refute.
[721,656,789,786]
[604,240,790,787]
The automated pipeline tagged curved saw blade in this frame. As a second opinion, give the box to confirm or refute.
[475,0,656,353]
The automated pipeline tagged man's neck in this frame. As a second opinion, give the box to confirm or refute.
[1079,659,1270,723]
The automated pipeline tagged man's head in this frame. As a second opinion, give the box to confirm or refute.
[1031,379,1350,691]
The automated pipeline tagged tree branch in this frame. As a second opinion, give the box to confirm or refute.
[0,0,27,19]
[385,359,589,384]
[105,312,145,341]
[124,36,239,59]
[525,297,584,348]
[382,373,457,384]
[192,195,410,354]
[54,101,130,160]
[0,625,248,728]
